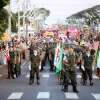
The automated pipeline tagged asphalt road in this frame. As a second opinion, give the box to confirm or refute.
[0,61,100,100]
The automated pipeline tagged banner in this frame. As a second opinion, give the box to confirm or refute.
[54,43,64,74]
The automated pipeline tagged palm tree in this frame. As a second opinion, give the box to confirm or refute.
[33,8,50,31]
[38,8,50,20]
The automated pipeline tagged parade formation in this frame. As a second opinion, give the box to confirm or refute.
[0,0,100,100]
[0,32,100,88]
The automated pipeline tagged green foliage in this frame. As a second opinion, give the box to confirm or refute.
[11,12,23,32]
[0,0,10,39]
[11,14,18,33]
[0,0,10,9]
[67,5,100,26]
[39,8,50,19]
[0,8,8,39]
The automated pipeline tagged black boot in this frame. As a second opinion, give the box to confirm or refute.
[62,88,68,92]
[11,74,15,79]
[29,80,34,85]
[37,80,40,85]
[82,80,87,86]
[62,85,68,92]
[29,81,32,85]
[90,80,93,86]
[73,86,79,93]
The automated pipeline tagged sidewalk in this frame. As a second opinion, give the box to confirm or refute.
[0,60,28,79]
[0,64,7,79]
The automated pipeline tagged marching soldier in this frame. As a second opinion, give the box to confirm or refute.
[63,46,78,93]
[8,46,15,79]
[15,44,22,78]
[49,44,54,71]
[61,46,69,89]
[40,43,46,71]
[29,42,41,85]
[82,48,95,86]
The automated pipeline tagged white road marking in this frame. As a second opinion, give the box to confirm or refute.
[92,93,100,100]
[65,92,79,99]
[0,74,2,77]
[93,75,99,79]
[8,92,23,99]
[77,74,99,79]
[37,92,50,99]
[26,74,30,78]
[42,74,50,78]
[77,74,81,79]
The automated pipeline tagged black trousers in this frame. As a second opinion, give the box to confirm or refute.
[14,64,21,77]
[8,62,15,78]
[22,50,25,59]
[41,59,45,70]
[63,70,77,89]
[49,59,54,71]
[41,53,49,70]
[84,68,93,81]
[29,68,40,83]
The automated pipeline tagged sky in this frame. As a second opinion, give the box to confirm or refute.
[11,0,100,25]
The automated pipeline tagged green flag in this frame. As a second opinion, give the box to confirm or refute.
[56,47,64,74]
[96,49,99,64]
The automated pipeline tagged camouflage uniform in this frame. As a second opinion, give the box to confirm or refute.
[40,43,46,71]
[82,51,94,85]
[49,44,54,71]
[29,44,41,85]
[9,48,15,79]
[63,49,78,92]
[15,48,21,77]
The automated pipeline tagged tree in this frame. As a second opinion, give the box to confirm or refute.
[0,0,10,39]
[35,8,50,30]
[0,9,9,38]
[11,12,27,33]
[0,0,10,9]
[39,8,50,18]
[11,13,18,33]
[67,5,100,27]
